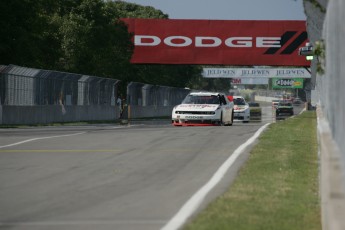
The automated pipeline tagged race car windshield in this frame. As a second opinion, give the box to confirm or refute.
[279,102,292,106]
[182,95,220,104]
[233,98,246,105]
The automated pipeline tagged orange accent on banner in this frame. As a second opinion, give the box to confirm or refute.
[122,19,309,66]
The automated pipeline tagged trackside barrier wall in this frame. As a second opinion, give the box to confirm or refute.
[0,66,193,124]
[127,105,176,119]
[0,65,120,124]
[303,0,345,230]
[126,82,190,119]
[1,105,117,124]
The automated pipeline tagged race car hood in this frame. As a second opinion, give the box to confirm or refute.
[234,105,249,111]
[174,104,219,111]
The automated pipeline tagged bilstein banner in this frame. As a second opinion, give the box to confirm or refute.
[122,19,309,66]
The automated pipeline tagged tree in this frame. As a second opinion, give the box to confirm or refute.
[59,0,133,77]
[187,76,231,93]
[0,0,51,67]
[111,1,169,19]
[0,0,203,91]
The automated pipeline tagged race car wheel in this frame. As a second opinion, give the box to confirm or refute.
[220,113,225,126]
[228,110,234,126]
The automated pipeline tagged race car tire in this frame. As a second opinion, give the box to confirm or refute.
[220,113,225,126]
[223,110,233,126]
[227,110,234,126]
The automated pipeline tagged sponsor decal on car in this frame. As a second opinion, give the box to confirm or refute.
[185,116,203,119]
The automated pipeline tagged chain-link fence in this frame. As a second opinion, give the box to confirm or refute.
[0,65,120,124]
[0,65,118,106]
[0,65,192,123]
[127,82,189,106]
[126,82,190,119]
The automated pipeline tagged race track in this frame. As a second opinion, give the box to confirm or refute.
[0,104,304,230]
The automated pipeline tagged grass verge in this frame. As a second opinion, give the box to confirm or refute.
[184,111,321,230]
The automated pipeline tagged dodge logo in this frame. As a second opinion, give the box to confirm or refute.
[135,35,281,48]
[123,18,309,65]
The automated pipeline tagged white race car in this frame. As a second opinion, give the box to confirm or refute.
[172,92,234,126]
[233,96,250,123]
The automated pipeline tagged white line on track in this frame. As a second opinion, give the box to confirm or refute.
[161,123,270,230]
[0,220,166,226]
[109,124,144,128]
[0,132,86,149]
[299,107,306,115]
[0,124,144,149]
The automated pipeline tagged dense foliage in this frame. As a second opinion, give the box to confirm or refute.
[0,0,204,90]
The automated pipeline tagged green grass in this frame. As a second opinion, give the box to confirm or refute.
[184,111,321,230]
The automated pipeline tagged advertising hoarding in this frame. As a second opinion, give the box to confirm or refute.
[272,78,304,88]
[202,68,311,78]
[122,19,309,66]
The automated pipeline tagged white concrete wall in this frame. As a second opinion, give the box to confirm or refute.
[312,0,345,229]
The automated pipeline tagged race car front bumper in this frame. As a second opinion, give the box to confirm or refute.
[233,111,250,121]
[172,119,221,126]
[172,114,221,126]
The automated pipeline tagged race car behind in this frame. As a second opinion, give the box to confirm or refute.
[276,101,294,117]
[233,96,250,123]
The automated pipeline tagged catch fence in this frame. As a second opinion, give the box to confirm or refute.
[0,65,192,124]
[0,65,118,106]
[0,65,119,124]
[126,82,190,118]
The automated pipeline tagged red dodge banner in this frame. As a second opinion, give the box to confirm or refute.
[122,19,309,66]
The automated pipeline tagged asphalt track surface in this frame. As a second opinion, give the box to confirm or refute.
[0,105,304,230]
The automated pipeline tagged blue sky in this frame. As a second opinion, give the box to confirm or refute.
[123,0,306,20]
